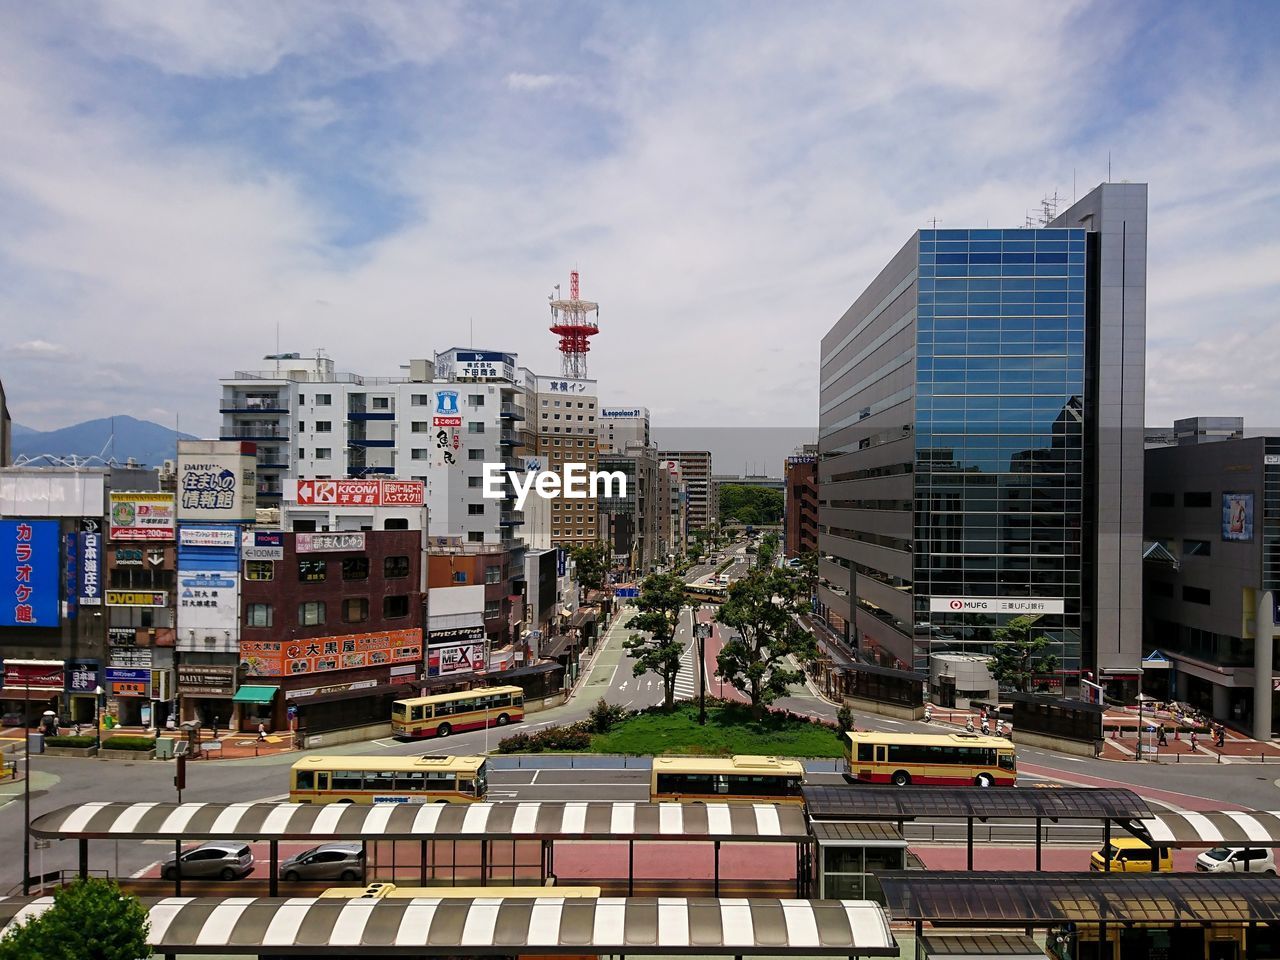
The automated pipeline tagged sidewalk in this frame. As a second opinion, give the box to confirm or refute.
[104,725,299,761]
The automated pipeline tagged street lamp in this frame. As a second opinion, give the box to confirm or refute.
[693,620,712,726]
[94,685,104,751]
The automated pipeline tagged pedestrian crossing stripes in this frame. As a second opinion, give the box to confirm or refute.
[673,643,700,700]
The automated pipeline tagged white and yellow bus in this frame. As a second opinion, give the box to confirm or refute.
[391,686,525,739]
[289,755,489,804]
[650,755,806,804]
[845,731,1016,787]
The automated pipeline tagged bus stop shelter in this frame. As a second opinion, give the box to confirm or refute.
[0,894,898,957]
[32,799,814,898]
[801,785,1154,871]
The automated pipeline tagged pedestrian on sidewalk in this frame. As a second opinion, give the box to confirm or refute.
[1216,725,1226,749]
[1190,729,1198,751]
[257,722,267,742]
[1157,724,1168,747]
[211,716,219,740]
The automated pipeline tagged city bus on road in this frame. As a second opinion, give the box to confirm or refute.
[391,686,524,739]
[685,583,727,604]
[289,755,488,804]
[845,731,1016,787]
[650,755,806,804]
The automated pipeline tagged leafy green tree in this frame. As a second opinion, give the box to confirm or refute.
[569,542,610,596]
[0,878,150,960]
[624,573,690,708]
[989,616,1062,693]
[717,485,783,525]
[715,567,818,719]
[756,532,780,568]
[796,549,817,594]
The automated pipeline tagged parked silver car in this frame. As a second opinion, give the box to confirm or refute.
[279,843,364,882]
[161,841,254,881]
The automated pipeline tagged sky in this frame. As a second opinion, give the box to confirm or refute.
[2,0,1279,448]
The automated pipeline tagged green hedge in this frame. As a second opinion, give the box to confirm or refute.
[45,735,97,748]
[100,735,155,752]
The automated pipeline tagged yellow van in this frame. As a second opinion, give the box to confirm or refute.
[1090,836,1173,872]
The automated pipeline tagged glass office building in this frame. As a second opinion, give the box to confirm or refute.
[818,183,1146,695]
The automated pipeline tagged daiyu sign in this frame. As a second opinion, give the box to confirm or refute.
[176,443,257,522]
[929,597,1066,615]
[176,664,236,697]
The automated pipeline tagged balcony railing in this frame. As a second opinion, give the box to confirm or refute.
[500,403,526,420]
[221,424,287,439]
[220,398,289,414]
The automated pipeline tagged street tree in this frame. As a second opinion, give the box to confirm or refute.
[623,573,690,708]
[756,532,780,568]
[569,542,610,596]
[989,616,1061,693]
[715,567,818,720]
[0,877,150,960]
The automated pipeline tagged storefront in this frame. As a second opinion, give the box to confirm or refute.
[63,659,101,724]
[0,660,64,727]
[176,663,236,728]
[231,685,278,733]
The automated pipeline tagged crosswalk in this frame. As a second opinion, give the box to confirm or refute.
[673,642,700,700]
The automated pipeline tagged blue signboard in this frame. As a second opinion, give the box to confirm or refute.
[455,351,507,362]
[65,659,101,693]
[615,587,640,599]
[104,667,150,683]
[79,532,102,606]
[557,548,567,578]
[1,520,60,627]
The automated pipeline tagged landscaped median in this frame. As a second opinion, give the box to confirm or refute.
[43,735,98,758]
[98,735,156,761]
[497,698,845,758]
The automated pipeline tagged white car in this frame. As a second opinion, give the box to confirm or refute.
[1195,847,1276,874]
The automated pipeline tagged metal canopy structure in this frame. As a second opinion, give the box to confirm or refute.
[802,785,1151,822]
[32,800,809,843]
[0,895,898,956]
[919,933,1044,959]
[880,872,1280,924]
[1137,809,1280,848]
[809,822,906,845]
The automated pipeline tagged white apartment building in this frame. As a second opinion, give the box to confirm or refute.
[599,406,650,454]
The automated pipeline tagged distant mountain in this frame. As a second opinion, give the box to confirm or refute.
[11,416,199,469]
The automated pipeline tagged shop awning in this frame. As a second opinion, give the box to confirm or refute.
[231,685,278,704]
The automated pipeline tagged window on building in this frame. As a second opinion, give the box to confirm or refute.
[469,394,485,407]
[468,476,483,488]
[298,394,305,405]
[342,597,369,623]
[245,561,274,581]
[484,600,500,619]
[315,393,332,405]
[246,603,273,627]
[384,555,410,578]
[298,601,326,625]
[411,449,430,460]
[412,421,429,433]
[1183,585,1212,605]
[1184,492,1212,508]
[315,448,331,459]
[298,448,306,459]
[467,531,484,543]
[1149,579,1174,598]
[372,397,390,409]
[453,571,468,583]
[298,559,326,582]
[315,421,332,432]
[468,422,485,434]
[1184,539,1212,557]
[485,565,501,584]
[384,517,408,530]
[468,448,484,460]
[342,557,369,580]
[412,394,430,406]
[383,595,410,618]
[469,503,484,515]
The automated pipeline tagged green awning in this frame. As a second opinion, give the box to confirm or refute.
[231,685,278,704]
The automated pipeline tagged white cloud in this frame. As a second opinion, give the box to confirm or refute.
[505,72,566,92]
[0,1,1276,442]
[9,340,69,358]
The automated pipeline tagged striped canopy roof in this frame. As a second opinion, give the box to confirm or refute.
[31,800,809,842]
[0,896,897,955]
[1138,809,1280,848]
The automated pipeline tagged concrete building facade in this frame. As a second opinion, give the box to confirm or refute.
[1143,427,1280,738]
[657,450,713,533]
[599,407,650,454]
[817,182,1147,695]
[784,448,819,558]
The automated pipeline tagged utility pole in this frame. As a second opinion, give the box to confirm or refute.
[22,676,31,895]
[694,618,712,726]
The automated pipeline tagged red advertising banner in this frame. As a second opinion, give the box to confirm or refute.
[290,479,424,507]
[2,661,64,692]
[240,628,423,677]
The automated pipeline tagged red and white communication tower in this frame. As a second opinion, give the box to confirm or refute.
[548,269,599,379]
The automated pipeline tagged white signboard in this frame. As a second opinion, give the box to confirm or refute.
[929,597,1065,615]
[177,569,240,632]
[179,526,239,548]
[176,443,257,522]
[295,532,366,554]
[536,374,595,396]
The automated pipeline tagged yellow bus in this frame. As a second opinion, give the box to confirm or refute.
[391,685,525,739]
[650,755,805,804]
[845,731,1016,787]
[289,755,488,804]
[686,583,727,604]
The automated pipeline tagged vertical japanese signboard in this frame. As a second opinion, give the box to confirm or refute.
[1,520,60,627]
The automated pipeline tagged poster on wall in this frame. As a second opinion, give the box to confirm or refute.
[1,520,60,627]
[1223,492,1255,542]
[177,570,240,631]
[428,641,485,677]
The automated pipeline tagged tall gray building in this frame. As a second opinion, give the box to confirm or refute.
[817,182,1147,697]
